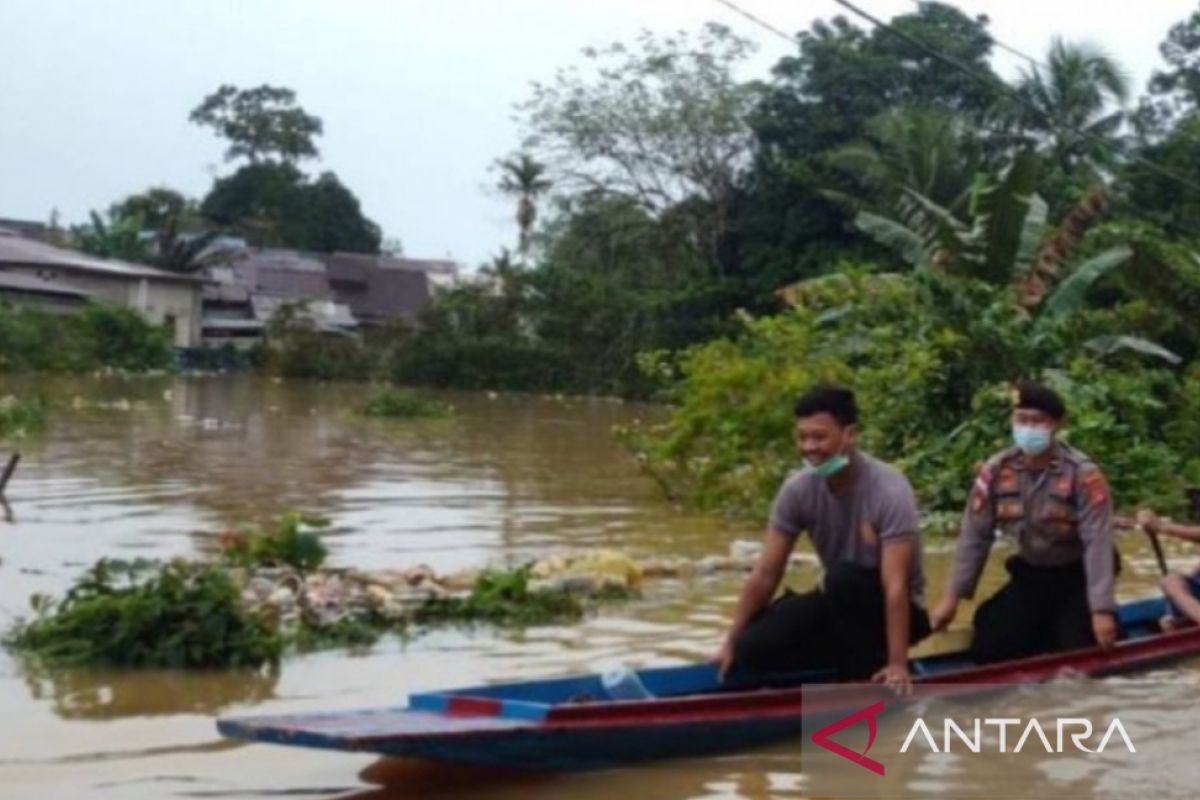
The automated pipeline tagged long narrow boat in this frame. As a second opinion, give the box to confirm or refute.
[217,593,1200,771]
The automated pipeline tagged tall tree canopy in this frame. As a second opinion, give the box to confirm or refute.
[201,164,380,254]
[190,84,323,164]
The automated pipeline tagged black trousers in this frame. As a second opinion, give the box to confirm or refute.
[730,561,931,681]
[970,556,1099,665]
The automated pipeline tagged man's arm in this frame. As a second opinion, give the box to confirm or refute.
[880,538,915,669]
[1138,509,1200,542]
[949,466,999,600]
[866,474,921,690]
[1077,465,1117,648]
[716,528,794,679]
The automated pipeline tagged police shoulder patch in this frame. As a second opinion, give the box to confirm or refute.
[1081,467,1109,506]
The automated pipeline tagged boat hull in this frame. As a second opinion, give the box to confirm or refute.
[217,593,1200,771]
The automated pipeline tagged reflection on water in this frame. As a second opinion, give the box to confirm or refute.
[18,661,279,720]
[0,375,1186,799]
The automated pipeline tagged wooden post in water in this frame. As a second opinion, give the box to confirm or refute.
[0,452,19,496]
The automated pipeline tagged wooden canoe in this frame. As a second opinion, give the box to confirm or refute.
[217,593,1200,771]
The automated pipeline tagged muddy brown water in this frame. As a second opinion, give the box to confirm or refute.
[0,374,1193,799]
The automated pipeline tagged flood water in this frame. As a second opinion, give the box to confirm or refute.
[0,374,1194,799]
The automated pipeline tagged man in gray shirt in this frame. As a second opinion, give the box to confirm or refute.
[716,386,930,690]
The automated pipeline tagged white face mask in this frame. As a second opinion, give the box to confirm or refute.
[1012,424,1052,456]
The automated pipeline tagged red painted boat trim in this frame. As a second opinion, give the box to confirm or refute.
[446,696,504,716]
[537,626,1200,728]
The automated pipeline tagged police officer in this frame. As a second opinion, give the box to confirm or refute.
[929,381,1118,663]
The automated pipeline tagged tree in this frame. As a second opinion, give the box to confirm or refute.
[495,153,552,257]
[733,2,1000,298]
[201,163,380,253]
[826,107,983,213]
[518,22,759,271]
[75,211,152,264]
[1011,39,1130,179]
[109,188,223,273]
[190,84,323,164]
[1135,8,1200,135]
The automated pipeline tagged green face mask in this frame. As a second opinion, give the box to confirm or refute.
[808,453,850,479]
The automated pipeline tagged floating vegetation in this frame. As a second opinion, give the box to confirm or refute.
[6,559,282,669]
[219,512,330,572]
[359,387,452,419]
[415,566,586,627]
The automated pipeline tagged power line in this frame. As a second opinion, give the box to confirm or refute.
[903,0,1045,71]
[712,0,795,44]
[828,0,1200,197]
[711,0,1200,201]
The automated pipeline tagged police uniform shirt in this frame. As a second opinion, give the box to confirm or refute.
[947,441,1115,613]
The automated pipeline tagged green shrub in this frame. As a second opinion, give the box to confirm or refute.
[6,559,282,669]
[360,386,452,419]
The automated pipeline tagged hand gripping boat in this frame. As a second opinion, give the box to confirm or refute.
[217,593,1200,771]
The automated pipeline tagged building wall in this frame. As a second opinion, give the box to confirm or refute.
[4,266,203,347]
[0,290,85,315]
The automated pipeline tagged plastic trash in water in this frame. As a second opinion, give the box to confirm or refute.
[600,665,655,701]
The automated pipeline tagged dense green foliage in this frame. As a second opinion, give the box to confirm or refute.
[0,303,174,373]
[622,261,1200,520]
[6,559,282,669]
[0,395,46,439]
[201,163,380,253]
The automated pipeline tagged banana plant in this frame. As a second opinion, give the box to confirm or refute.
[850,150,1179,365]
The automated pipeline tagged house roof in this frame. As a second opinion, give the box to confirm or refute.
[321,253,433,322]
[0,271,91,300]
[0,218,49,241]
[225,249,333,300]
[0,230,205,284]
[328,252,459,276]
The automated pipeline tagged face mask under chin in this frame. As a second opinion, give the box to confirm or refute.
[806,452,850,479]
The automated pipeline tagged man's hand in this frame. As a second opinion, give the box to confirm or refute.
[1092,612,1118,649]
[1136,508,1163,535]
[871,662,912,696]
[929,594,959,632]
[714,636,736,682]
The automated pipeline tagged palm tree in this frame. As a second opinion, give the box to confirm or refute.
[496,153,552,258]
[826,107,982,213]
[1013,39,1130,176]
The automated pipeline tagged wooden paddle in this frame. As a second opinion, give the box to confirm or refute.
[1116,514,1169,576]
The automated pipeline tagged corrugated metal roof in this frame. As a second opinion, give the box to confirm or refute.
[0,230,205,284]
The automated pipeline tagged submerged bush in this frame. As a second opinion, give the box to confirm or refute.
[0,395,47,438]
[6,559,282,669]
[219,512,330,572]
[416,566,585,626]
[360,386,452,419]
[0,303,173,373]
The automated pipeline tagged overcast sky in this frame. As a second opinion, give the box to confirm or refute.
[0,1,1192,269]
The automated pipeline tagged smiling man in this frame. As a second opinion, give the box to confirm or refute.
[716,385,930,690]
[929,381,1118,663]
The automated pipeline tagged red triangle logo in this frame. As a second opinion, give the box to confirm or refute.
[810,699,886,776]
